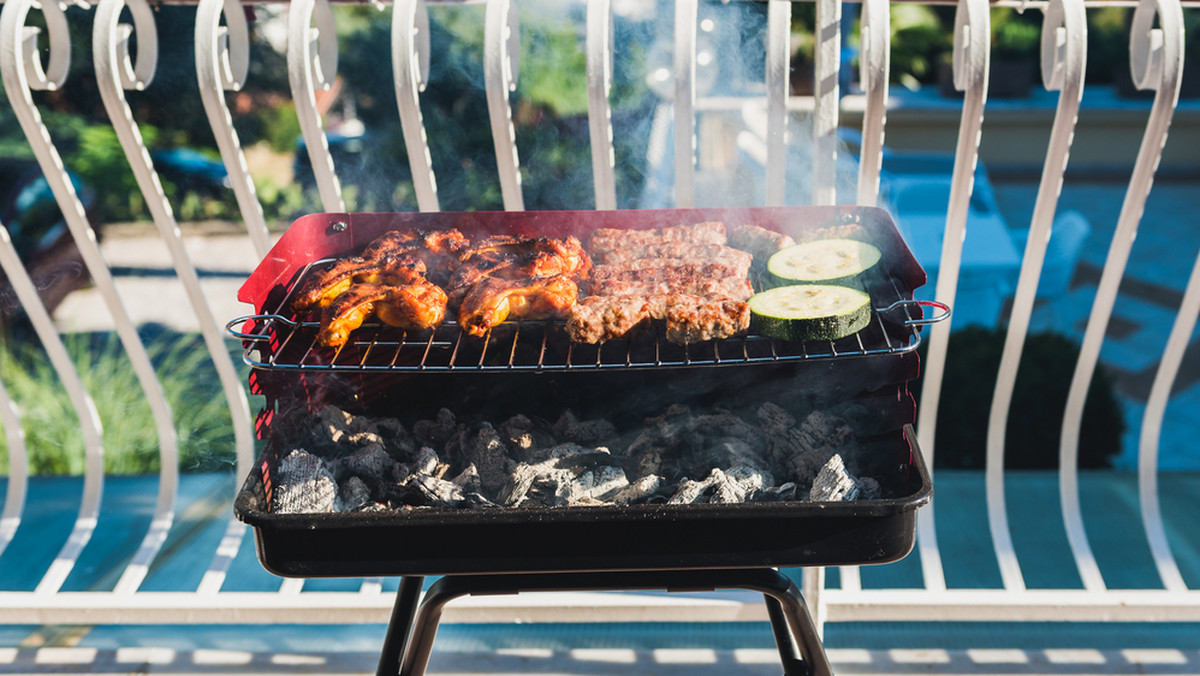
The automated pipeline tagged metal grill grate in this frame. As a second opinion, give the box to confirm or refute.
[228,260,947,372]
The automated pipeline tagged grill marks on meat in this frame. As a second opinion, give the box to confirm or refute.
[293,228,464,346]
[317,281,448,347]
[587,220,727,259]
[458,275,579,338]
[451,235,590,337]
[568,221,755,345]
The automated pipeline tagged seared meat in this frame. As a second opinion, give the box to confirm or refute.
[589,255,753,285]
[729,224,796,263]
[316,280,448,347]
[360,228,470,284]
[662,295,751,344]
[449,235,591,306]
[565,296,654,344]
[588,277,754,302]
[592,242,751,266]
[458,274,579,337]
[569,222,756,345]
[587,221,727,260]
[292,250,427,312]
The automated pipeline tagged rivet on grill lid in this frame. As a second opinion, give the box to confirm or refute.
[331,220,348,232]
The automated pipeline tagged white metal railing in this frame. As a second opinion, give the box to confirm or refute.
[0,0,1198,633]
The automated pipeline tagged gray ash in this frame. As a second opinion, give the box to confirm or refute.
[270,403,879,514]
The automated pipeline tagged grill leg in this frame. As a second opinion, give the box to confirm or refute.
[382,568,831,676]
[375,576,425,676]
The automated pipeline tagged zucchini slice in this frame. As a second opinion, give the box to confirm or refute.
[766,238,881,287]
[749,284,872,342]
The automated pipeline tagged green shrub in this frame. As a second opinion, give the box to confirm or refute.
[912,326,1125,470]
[0,331,244,475]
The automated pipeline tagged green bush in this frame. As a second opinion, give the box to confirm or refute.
[0,331,244,475]
[912,326,1125,470]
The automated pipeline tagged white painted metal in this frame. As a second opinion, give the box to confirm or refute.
[984,0,1088,593]
[0,374,25,561]
[811,0,840,206]
[838,0,890,595]
[0,212,103,597]
[1137,252,1199,593]
[484,0,523,211]
[913,0,990,593]
[196,0,272,258]
[586,0,617,210]
[0,0,1195,630]
[288,0,346,212]
[392,0,439,212]
[1126,0,1190,597]
[672,0,697,208]
[856,0,890,207]
[0,0,106,597]
[1058,0,1184,593]
[91,0,256,594]
[764,0,789,207]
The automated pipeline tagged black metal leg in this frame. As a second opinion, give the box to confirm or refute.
[375,576,425,676]
[381,568,832,676]
[765,594,808,676]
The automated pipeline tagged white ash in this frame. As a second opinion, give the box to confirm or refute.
[608,474,663,505]
[498,445,629,507]
[273,449,338,514]
[271,402,879,514]
[758,403,858,491]
[450,463,482,493]
[809,454,879,502]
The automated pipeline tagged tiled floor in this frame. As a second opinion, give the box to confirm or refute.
[991,178,1200,470]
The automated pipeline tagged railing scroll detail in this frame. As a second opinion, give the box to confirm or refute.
[914,0,991,593]
[1059,0,1185,593]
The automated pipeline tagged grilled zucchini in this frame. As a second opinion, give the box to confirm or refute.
[766,238,881,287]
[749,284,872,342]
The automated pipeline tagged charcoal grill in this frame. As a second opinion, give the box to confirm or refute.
[230,205,943,676]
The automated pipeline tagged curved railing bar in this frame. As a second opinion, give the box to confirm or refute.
[585,0,616,210]
[484,0,523,211]
[392,0,439,212]
[672,0,697,208]
[0,229,103,595]
[835,0,890,597]
[2,0,185,596]
[196,0,271,258]
[856,0,890,207]
[0,0,106,596]
[288,0,345,213]
[811,0,841,207]
[0,260,28,562]
[984,0,1087,593]
[1058,0,1183,593]
[764,0,789,207]
[1137,248,1197,593]
[194,0,258,585]
[92,0,256,593]
[914,0,990,593]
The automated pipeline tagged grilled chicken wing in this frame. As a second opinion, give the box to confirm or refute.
[457,274,579,337]
[361,228,469,284]
[449,235,590,305]
[293,250,427,312]
[317,281,448,347]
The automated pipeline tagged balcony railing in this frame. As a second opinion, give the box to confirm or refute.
[0,0,1198,637]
